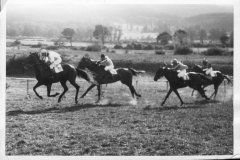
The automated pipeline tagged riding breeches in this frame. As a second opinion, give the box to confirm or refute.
[49,57,62,69]
[203,67,213,76]
[104,65,117,74]
[177,69,189,80]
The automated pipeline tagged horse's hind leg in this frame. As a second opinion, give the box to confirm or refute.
[126,84,141,98]
[210,84,220,100]
[58,81,68,103]
[47,84,59,97]
[33,82,43,100]
[69,80,80,104]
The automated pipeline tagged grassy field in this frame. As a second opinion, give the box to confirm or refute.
[5,75,233,155]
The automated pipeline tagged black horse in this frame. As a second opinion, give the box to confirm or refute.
[22,52,96,104]
[77,56,145,102]
[191,64,232,99]
[154,67,211,106]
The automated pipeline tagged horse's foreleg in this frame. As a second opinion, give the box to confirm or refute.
[80,84,96,98]
[33,82,43,100]
[69,81,80,104]
[191,89,195,96]
[96,85,101,103]
[173,89,184,106]
[161,88,173,106]
[58,81,68,103]
[47,84,59,97]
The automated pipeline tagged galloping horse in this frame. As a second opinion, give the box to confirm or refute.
[191,64,232,99]
[77,56,145,102]
[154,66,211,106]
[22,52,96,104]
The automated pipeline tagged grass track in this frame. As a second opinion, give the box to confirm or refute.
[6,76,233,155]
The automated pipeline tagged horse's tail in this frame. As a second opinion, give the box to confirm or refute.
[223,74,232,85]
[128,68,145,76]
[75,68,98,85]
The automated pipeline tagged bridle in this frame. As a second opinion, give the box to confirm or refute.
[23,53,47,69]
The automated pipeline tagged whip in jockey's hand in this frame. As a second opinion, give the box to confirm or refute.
[39,49,62,81]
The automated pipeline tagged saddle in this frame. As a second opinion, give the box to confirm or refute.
[50,64,63,73]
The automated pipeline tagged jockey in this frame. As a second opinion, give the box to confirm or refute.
[39,49,62,79]
[201,58,212,80]
[171,58,189,80]
[98,54,116,76]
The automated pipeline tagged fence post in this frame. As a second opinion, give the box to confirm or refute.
[27,80,29,95]
[224,79,226,93]
[166,81,169,91]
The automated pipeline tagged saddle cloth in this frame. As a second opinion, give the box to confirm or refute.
[53,64,63,73]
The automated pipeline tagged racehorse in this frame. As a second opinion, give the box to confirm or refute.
[191,64,232,99]
[77,56,145,102]
[22,52,96,104]
[154,66,211,106]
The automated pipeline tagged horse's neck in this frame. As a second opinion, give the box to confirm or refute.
[33,59,47,74]
[164,69,177,81]
[86,60,104,72]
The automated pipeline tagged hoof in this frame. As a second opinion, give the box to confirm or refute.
[80,96,84,98]
[39,96,43,100]
[56,92,60,96]
[161,102,164,106]
[181,103,184,106]
[95,100,100,103]
[137,94,141,97]
[75,101,78,104]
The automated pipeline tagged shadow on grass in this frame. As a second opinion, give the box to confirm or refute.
[6,103,123,116]
[143,105,207,112]
[143,99,221,112]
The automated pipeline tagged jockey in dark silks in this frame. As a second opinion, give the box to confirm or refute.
[171,58,189,80]
[202,58,213,80]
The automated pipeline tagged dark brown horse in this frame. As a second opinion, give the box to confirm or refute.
[77,56,145,102]
[154,66,211,106]
[22,52,96,104]
[191,64,232,99]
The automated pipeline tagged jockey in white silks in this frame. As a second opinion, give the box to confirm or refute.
[171,58,189,80]
[202,58,213,80]
[39,49,62,69]
[39,49,62,79]
[98,54,117,75]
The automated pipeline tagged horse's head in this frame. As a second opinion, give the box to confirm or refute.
[77,56,89,69]
[192,64,203,73]
[154,67,166,81]
[77,56,98,70]
[22,52,41,69]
